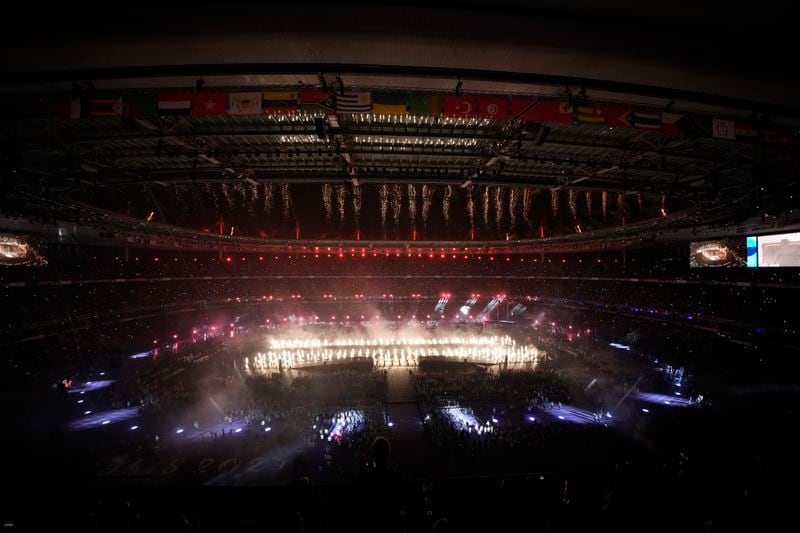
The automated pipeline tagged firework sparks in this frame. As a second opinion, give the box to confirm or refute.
[494,186,504,231]
[568,189,578,220]
[523,188,533,227]
[246,182,258,215]
[617,192,625,222]
[482,186,490,227]
[585,191,592,219]
[407,184,417,224]
[421,184,432,226]
[636,192,642,210]
[281,183,291,219]
[336,184,346,225]
[509,187,519,230]
[222,183,235,210]
[322,184,333,223]
[602,191,608,220]
[550,189,559,217]
[352,184,362,226]
[247,334,540,370]
[466,186,475,226]
[263,183,274,217]
[391,184,403,228]
[379,184,389,231]
[443,185,454,224]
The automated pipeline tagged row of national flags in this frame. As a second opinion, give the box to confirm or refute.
[52,91,798,146]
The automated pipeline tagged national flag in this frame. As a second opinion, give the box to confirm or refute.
[444,95,478,117]
[158,93,192,115]
[477,96,510,120]
[88,97,123,118]
[759,128,794,145]
[407,93,442,116]
[372,92,408,115]
[607,106,634,128]
[734,121,759,142]
[299,89,336,114]
[123,94,157,119]
[228,92,262,115]
[540,100,573,123]
[631,109,661,130]
[661,112,685,135]
[712,118,736,140]
[510,96,541,121]
[192,93,226,116]
[336,91,371,113]
[57,95,83,120]
[262,91,299,114]
[574,103,606,124]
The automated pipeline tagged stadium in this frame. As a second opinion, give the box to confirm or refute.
[2,2,799,531]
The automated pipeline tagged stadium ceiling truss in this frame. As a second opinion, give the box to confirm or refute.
[10,97,772,201]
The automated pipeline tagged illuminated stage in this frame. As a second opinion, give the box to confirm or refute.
[245,332,541,371]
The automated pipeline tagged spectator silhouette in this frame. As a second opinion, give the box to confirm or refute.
[356,436,404,532]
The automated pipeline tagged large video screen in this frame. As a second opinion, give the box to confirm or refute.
[757,232,800,267]
[689,238,746,267]
[746,236,758,267]
[0,233,48,266]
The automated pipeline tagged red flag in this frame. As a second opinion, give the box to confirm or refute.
[759,128,794,145]
[607,106,634,128]
[444,96,478,117]
[192,93,226,115]
[477,96,510,120]
[298,89,336,113]
[57,95,83,120]
[510,97,538,121]
[540,100,573,123]
[734,121,758,142]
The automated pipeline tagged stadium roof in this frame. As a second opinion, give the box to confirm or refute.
[1,2,798,246]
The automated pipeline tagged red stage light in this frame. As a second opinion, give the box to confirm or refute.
[225,257,232,262]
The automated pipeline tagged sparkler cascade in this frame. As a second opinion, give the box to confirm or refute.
[246,334,541,370]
